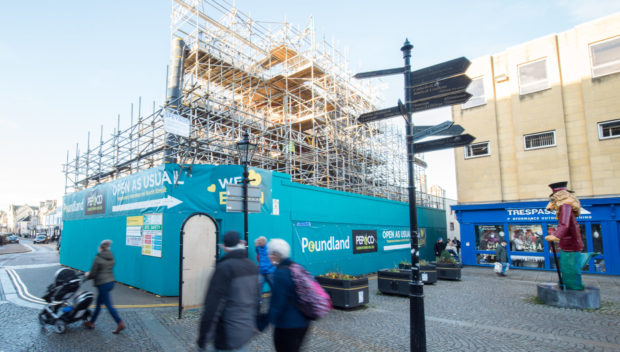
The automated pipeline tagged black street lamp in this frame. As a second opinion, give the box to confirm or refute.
[235,130,257,249]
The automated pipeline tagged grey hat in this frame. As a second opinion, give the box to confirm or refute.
[223,231,240,248]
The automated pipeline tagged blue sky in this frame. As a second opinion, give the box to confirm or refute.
[1,0,619,210]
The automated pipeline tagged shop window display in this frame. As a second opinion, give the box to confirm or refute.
[509,224,543,252]
[510,254,545,268]
[475,225,504,250]
[477,253,498,264]
[592,224,605,272]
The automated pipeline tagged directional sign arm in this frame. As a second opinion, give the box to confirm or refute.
[354,67,406,79]
[413,124,465,137]
[413,134,475,154]
[410,74,472,102]
[409,92,472,114]
[358,105,402,123]
[412,121,453,141]
[409,57,471,86]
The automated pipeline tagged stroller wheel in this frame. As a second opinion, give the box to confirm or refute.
[53,320,66,334]
[38,312,47,326]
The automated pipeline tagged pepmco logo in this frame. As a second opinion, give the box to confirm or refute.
[301,236,350,253]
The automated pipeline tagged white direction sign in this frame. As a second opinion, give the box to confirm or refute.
[112,196,183,212]
[163,110,190,138]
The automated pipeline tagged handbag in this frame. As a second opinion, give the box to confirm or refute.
[494,262,502,273]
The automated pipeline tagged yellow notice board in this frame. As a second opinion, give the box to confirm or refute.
[127,216,144,226]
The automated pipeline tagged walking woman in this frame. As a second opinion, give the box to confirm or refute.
[83,239,125,334]
[267,239,310,352]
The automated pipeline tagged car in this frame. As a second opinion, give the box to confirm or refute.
[33,235,48,244]
[7,235,19,244]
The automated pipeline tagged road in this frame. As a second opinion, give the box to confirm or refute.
[1,243,619,351]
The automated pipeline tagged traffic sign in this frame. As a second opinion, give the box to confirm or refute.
[413,134,475,154]
[413,124,465,137]
[410,92,472,114]
[227,184,261,198]
[354,66,406,79]
[412,121,453,141]
[226,199,261,213]
[226,184,261,213]
[410,75,471,102]
[409,57,471,87]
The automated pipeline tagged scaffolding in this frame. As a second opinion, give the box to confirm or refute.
[63,0,437,205]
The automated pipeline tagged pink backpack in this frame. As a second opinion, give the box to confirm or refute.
[289,263,332,320]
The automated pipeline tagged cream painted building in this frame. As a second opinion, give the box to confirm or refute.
[452,13,620,203]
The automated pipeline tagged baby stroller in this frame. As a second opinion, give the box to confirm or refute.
[39,268,94,334]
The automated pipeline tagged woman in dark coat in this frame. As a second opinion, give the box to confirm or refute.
[83,239,125,333]
[267,238,310,352]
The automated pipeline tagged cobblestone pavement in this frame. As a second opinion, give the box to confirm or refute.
[1,267,619,352]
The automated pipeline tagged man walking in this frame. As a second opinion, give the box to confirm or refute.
[434,237,446,259]
[254,236,275,304]
[495,240,508,276]
[197,231,259,352]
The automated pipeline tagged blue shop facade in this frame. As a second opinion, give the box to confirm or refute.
[452,197,620,275]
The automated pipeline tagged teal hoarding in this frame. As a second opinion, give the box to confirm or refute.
[61,164,445,295]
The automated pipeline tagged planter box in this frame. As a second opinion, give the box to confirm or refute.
[377,269,410,296]
[436,262,461,280]
[315,276,369,309]
[398,264,437,284]
[420,264,438,284]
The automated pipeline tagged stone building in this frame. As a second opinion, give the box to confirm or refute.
[451,14,620,274]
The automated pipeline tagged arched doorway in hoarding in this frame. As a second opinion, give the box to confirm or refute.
[179,213,218,318]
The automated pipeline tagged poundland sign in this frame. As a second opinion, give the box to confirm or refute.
[301,236,350,253]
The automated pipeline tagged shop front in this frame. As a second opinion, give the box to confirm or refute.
[452,198,620,275]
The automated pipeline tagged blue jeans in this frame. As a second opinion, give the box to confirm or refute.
[501,263,508,275]
[91,282,121,323]
[258,272,274,293]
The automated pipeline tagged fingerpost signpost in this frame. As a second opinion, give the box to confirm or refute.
[355,39,475,352]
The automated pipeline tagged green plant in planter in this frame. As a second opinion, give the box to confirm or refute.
[318,272,360,280]
[419,259,429,266]
[399,260,411,266]
[438,250,458,264]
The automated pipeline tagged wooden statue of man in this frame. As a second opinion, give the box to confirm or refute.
[544,181,595,290]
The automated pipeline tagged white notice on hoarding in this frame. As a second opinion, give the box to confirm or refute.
[358,290,364,304]
[126,226,142,247]
[163,111,190,137]
[272,199,279,216]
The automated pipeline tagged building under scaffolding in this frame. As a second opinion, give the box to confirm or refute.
[64,0,441,206]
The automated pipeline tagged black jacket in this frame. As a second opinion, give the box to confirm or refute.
[434,241,446,256]
[197,249,259,350]
[495,245,508,263]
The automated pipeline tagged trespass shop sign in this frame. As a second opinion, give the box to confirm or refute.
[352,230,377,254]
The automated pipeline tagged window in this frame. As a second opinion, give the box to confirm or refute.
[518,59,549,95]
[510,224,543,253]
[475,225,504,251]
[510,224,545,269]
[591,224,605,273]
[461,77,485,109]
[524,131,555,150]
[590,36,620,78]
[598,119,620,140]
[464,142,490,158]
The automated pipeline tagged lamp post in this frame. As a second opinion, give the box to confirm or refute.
[235,130,257,248]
